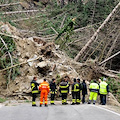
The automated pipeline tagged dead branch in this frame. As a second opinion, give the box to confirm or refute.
[73,22,101,32]
[108,70,120,74]
[99,51,120,66]
[0,55,43,73]
[2,10,39,15]
[60,14,66,29]
[100,71,119,78]
[103,33,120,66]
[12,15,45,22]
[51,27,58,34]
[0,2,20,7]
[0,32,21,40]
[74,2,120,61]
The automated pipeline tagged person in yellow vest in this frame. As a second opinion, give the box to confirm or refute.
[99,78,109,105]
[88,80,99,105]
[31,77,39,106]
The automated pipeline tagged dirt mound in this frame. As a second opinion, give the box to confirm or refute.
[0,22,119,106]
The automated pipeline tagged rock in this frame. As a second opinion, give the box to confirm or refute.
[27,55,38,66]
[37,61,48,68]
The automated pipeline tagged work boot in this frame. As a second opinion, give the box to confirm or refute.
[76,102,80,105]
[93,103,95,105]
[71,103,75,105]
[51,103,55,105]
[32,104,37,107]
[64,102,68,105]
[40,104,42,107]
[88,102,91,104]
[45,104,48,107]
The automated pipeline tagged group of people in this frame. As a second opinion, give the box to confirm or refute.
[31,76,109,107]
[88,78,109,105]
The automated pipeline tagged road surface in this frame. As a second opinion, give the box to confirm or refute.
[0,103,120,120]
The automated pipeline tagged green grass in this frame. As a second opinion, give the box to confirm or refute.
[0,97,6,103]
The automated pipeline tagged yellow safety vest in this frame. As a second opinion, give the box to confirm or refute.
[100,81,108,95]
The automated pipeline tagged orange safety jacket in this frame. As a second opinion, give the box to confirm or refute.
[39,81,50,93]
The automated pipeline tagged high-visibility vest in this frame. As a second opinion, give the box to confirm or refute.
[100,81,108,95]
[89,83,99,93]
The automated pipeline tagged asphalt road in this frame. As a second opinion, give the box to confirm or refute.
[0,103,120,120]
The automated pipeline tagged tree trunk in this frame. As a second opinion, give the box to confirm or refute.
[99,51,120,66]
[74,2,120,62]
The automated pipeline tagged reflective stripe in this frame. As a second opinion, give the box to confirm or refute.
[45,101,47,104]
[40,102,43,105]
[60,85,69,88]
[61,90,68,93]
[72,99,75,103]
[50,91,55,94]
[73,84,80,92]
[32,90,39,93]
[64,99,66,103]
[77,99,80,103]
[50,101,54,103]
[32,101,36,105]
[31,83,35,90]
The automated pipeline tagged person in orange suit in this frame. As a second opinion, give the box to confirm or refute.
[39,79,50,107]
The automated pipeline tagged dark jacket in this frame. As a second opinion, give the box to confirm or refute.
[50,81,57,93]
[82,82,87,95]
[72,82,81,92]
[31,80,39,93]
[59,81,69,94]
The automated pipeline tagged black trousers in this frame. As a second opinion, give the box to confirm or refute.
[51,93,55,103]
[32,93,37,105]
[62,93,67,103]
[82,94,86,103]
[100,94,106,105]
[72,92,80,103]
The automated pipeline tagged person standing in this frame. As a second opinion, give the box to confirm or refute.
[59,79,69,105]
[76,78,82,104]
[39,79,50,107]
[31,77,39,106]
[81,80,87,104]
[88,80,99,105]
[99,78,109,105]
[50,78,57,105]
[71,78,77,105]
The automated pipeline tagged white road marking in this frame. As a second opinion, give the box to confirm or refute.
[92,105,120,117]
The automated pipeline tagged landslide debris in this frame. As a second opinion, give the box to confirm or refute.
[0,22,119,106]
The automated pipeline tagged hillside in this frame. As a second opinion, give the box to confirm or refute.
[0,0,120,104]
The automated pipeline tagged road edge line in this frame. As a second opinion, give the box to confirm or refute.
[92,105,120,117]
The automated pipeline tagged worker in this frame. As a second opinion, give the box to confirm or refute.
[98,78,102,104]
[31,77,39,106]
[39,79,50,107]
[64,75,70,86]
[59,79,69,105]
[76,78,82,104]
[88,80,99,105]
[50,78,57,105]
[71,78,77,105]
[99,78,109,105]
[81,80,87,104]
